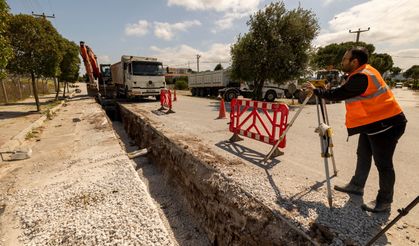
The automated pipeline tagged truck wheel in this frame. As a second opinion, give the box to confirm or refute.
[224,90,237,102]
[155,95,160,101]
[264,90,276,102]
[191,88,197,96]
[124,86,128,98]
[199,88,206,97]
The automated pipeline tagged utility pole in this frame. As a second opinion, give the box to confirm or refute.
[349,27,370,44]
[196,54,201,72]
[31,11,55,19]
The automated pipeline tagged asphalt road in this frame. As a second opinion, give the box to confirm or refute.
[121,87,418,244]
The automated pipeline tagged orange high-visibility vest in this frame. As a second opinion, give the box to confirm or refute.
[345,64,402,129]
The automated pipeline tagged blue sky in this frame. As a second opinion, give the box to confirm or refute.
[7,0,419,72]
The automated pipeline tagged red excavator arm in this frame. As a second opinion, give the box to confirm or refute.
[79,41,100,87]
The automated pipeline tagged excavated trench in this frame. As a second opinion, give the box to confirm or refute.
[101,98,316,246]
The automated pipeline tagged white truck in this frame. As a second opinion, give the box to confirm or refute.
[188,69,284,102]
[111,55,166,99]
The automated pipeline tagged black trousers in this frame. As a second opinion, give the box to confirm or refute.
[350,123,406,203]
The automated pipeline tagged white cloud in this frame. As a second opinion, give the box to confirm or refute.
[97,55,111,64]
[150,43,231,71]
[154,20,201,40]
[387,48,419,70]
[168,0,260,12]
[168,0,261,31]
[315,0,419,47]
[314,0,419,69]
[125,20,150,37]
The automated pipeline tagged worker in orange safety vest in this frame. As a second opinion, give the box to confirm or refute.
[304,47,407,213]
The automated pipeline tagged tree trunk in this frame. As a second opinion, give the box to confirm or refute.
[43,78,47,94]
[55,78,60,100]
[29,77,32,96]
[31,72,41,111]
[66,82,70,93]
[253,79,265,101]
[1,78,8,104]
[62,81,67,98]
[17,75,23,99]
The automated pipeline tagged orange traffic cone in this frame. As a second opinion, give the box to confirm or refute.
[217,99,226,119]
[173,89,177,101]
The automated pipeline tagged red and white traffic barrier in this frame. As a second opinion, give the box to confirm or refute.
[229,98,289,156]
[159,89,174,114]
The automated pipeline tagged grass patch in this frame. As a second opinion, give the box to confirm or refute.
[25,131,36,140]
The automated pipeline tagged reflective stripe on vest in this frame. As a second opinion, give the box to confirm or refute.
[345,69,389,103]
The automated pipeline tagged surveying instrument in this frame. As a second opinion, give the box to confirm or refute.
[264,80,337,208]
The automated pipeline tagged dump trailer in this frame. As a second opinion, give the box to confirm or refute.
[111,55,166,100]
[188,69,237,97]
[189,69,284,102]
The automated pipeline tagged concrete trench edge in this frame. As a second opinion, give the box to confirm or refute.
[118,104,318,246]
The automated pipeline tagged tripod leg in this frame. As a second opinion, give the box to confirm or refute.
[317,96,333,208]
[321,136,333,208]
[328,137,338,176]
[320,99,338,176]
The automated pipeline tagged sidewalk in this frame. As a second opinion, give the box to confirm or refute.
[0,86,173,245]
[0,93,63,148]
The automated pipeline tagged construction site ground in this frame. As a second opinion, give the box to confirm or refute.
[0,85,210,246]
[0,83,417,245]
[120,88,418,245]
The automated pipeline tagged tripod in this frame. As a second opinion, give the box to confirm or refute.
[264,88,338,208]
[314,95,338,208]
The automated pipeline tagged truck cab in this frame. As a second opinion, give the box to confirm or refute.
[112,56,166,99]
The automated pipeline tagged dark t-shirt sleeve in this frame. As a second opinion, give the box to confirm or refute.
[313,74,368,101]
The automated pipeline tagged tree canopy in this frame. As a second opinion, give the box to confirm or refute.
[369,53,393,74]
[404,65,419,80]
[6,14,63,77]
[0,0,13,79]
[311,41,394,74]
[390,66,402,76]
[230,1,319,99]
[311,41,375,70]
[6,14,64,110]
[59,39,80,83]
[214,63,223,71]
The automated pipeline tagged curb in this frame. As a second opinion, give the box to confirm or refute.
[0,91,76,153]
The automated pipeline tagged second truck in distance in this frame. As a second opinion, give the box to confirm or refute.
[188,69,284,102]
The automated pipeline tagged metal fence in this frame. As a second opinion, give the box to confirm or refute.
[0,75,56,104]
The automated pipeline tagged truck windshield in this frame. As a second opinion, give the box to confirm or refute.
[132,61,164,76]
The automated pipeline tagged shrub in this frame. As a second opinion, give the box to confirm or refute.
[175,80,188,90]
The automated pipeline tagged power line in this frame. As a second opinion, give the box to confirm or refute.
[392,55,419,59]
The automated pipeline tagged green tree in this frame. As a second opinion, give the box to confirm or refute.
[404,65,419,89]
[312,41,375,69]
[390,66,402,77]
[57,39,80,99]
[214,63,223,71]
[6,14,63,111]
[369,53,393,75]
[0,0,12,79]
[230,2,319,100]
